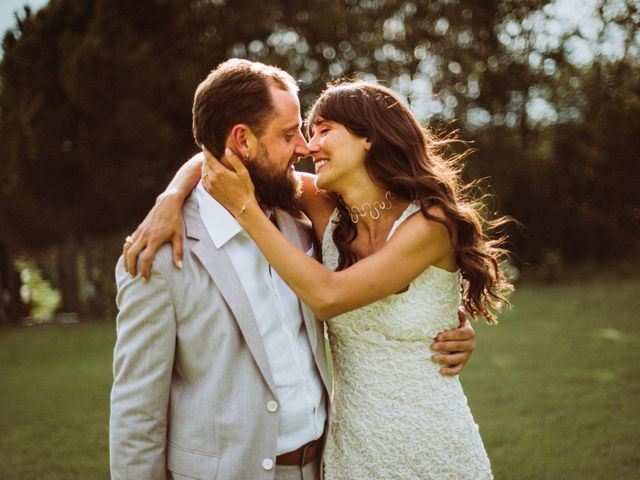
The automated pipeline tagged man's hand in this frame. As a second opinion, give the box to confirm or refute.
[430,307,475,376]
[123,191,185,280]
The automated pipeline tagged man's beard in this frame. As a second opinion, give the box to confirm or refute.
[246,143,301,215]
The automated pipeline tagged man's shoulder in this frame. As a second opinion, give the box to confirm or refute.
[115,243,176,286]
[286,211,314,250]
[287,210,312,233]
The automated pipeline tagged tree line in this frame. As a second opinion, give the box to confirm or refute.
[1,0,638,322]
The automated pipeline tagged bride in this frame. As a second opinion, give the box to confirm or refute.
[198,81,512,479]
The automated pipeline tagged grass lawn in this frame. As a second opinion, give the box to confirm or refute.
[0,321,115,479]
[463,277,640,479]
[1,277,639,479]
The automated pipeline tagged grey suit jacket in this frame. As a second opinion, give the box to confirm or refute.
[110,194,330,480]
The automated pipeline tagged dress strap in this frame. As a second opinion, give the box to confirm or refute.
[322,208,341,245]
[321,209,341,270]
[386,203,422,241]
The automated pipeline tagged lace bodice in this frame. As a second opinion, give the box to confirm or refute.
[322,203,462,343]
[321,203,492,479]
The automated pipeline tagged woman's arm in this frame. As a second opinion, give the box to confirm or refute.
[204,149,453,321]
[123,153,203,278]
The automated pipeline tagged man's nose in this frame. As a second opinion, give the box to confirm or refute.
[294,132,312,157]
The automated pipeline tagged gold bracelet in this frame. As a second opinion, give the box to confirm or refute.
[238,200,250,217]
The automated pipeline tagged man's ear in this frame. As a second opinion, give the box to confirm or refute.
[227,124,259,161]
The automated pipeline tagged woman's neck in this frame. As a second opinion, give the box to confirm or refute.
[339,186,409,238]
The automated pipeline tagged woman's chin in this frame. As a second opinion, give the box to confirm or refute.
[315,173,330,191]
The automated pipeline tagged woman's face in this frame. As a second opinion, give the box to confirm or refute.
[307,117,370,192]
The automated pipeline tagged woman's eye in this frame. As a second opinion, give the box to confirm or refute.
[320,128,329,135]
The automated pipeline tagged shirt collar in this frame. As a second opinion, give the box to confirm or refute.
[195,181,244,248]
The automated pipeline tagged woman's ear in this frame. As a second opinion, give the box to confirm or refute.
[364,137,372,152]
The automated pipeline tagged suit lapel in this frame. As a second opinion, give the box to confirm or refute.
[274,210,331,392]
[273,209,317,353]
[184,195,278,395]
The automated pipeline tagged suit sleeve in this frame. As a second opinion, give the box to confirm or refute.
[110,256,176,480]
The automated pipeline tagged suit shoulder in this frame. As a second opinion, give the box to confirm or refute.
[115,243,175,285]
[292,213,313,235]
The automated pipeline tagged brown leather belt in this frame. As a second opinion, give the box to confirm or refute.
[276,437,322,466]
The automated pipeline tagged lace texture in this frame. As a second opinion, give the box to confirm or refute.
[322,204,493,480]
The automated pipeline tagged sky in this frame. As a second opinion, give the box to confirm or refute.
[0,0,48,40]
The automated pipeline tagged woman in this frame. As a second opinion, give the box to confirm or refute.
[199,81,511,479]
[126,80,510,477]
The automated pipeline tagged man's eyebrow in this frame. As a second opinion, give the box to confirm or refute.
[282,121,302,131]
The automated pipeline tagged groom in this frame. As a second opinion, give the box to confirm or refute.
[110,59,475,480]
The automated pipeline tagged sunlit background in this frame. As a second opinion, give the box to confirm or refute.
[0,0,638,478]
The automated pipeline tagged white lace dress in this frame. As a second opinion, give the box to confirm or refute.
[322,203,493,480]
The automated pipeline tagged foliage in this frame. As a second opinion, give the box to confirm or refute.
[14,257,61,322]
[0,0,639,318]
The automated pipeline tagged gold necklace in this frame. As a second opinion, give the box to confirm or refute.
[343,191,394,224]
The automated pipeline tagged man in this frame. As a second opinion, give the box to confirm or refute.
[111,59,475,480]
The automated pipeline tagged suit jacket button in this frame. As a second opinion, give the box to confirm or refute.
[267,400,279,412]
[262,458,274,470]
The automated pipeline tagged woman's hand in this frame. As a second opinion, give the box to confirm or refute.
[123,191,185,280]
[201,147,257,217]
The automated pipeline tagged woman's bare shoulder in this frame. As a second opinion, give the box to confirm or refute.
[297,172,337,240]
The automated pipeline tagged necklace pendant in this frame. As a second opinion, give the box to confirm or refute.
[344,191,394,224]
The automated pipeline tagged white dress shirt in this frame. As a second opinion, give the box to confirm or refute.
[196,182,326,455]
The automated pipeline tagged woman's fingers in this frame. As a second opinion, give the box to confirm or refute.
[172,230,184,270]
[125,235,147,277]
[224,148,250,178]
[123,238,131,272]
[203,147,228,174]
[139,245,163,280]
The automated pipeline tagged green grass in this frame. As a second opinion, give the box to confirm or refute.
[0,322,115,480]
[463,278,640,479]
[1,278,639,479]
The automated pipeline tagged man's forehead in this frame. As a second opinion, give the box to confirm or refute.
[269,86,301,123]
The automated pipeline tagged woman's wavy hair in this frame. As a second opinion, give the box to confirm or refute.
[306,80,512,323]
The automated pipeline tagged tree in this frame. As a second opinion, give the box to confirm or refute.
[1,0,638,321]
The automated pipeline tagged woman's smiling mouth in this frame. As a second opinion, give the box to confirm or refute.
[314,159,329,172]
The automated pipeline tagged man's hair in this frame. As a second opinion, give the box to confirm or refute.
[192,58,298,157]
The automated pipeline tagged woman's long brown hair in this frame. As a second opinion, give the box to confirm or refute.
[306,81,512,323]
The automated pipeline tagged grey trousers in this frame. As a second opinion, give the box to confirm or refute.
[274,456,321,480]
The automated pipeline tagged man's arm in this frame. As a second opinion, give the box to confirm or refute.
[430,308,475,376]
[110,256,176,480]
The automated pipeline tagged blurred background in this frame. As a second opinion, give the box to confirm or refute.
[0,0,638,479]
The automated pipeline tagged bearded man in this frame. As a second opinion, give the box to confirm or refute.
[110,59,475,480]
